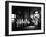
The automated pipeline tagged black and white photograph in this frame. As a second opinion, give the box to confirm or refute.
[12,6,41,31]
[5,1,45,36]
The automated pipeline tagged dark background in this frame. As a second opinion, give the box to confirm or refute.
[12,6,41,31]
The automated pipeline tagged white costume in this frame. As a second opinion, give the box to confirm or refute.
[30,11,40,25]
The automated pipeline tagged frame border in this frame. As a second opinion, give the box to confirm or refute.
[5,1,45,36]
